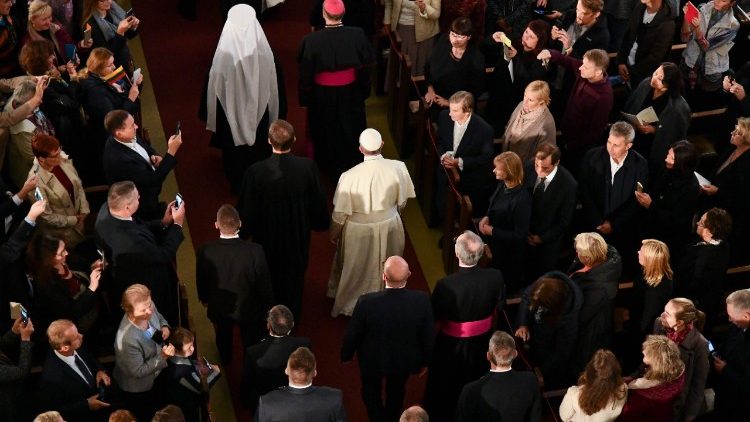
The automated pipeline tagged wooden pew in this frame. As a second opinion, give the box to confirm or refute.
[441,176,474,274]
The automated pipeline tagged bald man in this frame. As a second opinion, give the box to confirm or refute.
[341,256,434,422]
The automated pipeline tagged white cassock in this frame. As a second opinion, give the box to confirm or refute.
[327,155,416,316]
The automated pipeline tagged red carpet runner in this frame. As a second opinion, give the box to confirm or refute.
[134,1,431,420]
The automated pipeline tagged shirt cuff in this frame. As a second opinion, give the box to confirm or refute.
[458,158,464,171]
[419,8,428,18]
[24,217,36,227]
[12,194,22,206]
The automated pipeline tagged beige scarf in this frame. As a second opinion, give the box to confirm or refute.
[505,106,546,145]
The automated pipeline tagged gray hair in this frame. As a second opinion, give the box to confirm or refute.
[726,289,750,312]
[12,80,36,106]
[400,406,429,422]
[455,230,484,266]
[489,331,517,366]
[609,121,635,143]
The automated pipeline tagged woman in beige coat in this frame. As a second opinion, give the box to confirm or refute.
[383,0,440,75]
[501,80,556,162]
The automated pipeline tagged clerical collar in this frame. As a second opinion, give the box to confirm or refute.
[325,23,343,28]
[458,263,477,268]
[490,367,512,373]
[364,154,383,161]
[289,382,313,388]
[220,233,239,239]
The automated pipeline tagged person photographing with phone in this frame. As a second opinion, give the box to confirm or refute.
[0,315,35,421]
[81,0,140,73]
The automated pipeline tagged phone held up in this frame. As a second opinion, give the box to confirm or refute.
[175,193,183,209]
[20,304,29,325]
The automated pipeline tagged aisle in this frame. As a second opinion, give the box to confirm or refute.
[133,0,434,420]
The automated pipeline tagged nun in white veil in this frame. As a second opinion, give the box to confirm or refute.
[205,4,287,192]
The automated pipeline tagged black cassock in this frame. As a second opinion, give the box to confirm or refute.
[297,25,374,180]
[236,153,329,320]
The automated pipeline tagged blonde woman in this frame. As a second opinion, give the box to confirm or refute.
[654,298,709,422]
[501,80,556,162]
[620,335,685,421]
[559,349,627,421]
[568,232,622,375]
[20,0,92,71]
[478,151,530,293]
[630,239,673,336]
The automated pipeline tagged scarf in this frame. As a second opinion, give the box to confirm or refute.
[665,322,693,345]
[505,106,545,145]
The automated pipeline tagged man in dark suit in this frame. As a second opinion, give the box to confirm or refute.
[341,255,434,422]
[523,144,577,281]
[95,181,184,324]
[550,0,609,59]
[241,305,311,412]
[435,91,494,221]
[38,320,112,422]
[424,230,505,422]
[255,346,347,422]
[579,121,648,274]
[713,289,750,422]
[102,110,183,221]
[237,119,329,321]
[455,331,541,422]
[197,204,274,364]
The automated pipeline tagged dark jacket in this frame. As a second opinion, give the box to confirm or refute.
[569,245,623,373]
[38,347,106,422]
[425,34,485,103]
[617,1,677,86]
[164,356,220,422]
[640,169,700,254]
[630,276,672,335]
[341,288,434,376]
[455,370,542,422]
[549,50,613,151]
[653,321,709,421]
[486,183,532,289]
[557,11,610,59]
[102,136,176,221]
[84,15,138,72]
[623,78,691,169]
[255,385,347,422]
[516,271,583,388]
[674,240,730,317]
[714,325,750,421]
[79,74,139,139]
[0,329,33,421]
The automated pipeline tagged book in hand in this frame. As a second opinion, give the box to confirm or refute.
[685,1,702,24]
[694,171,711,187]
[620,106,659,127]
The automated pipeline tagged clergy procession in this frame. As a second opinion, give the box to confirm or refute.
[0,0,750,421]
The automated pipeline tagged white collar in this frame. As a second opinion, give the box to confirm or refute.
[455,114,471,128]
[364,154,383,161]
[540,165,558,183]
[490,367,512,373]
[219,233,240,239]
[53,349,77,364]
[289,382,313,389]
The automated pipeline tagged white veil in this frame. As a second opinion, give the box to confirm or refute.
[206,4,279,146]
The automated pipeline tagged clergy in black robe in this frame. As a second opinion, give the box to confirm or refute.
[298,1,374,180]
[424,231,505,422]
[309,0,375,37]
[237,120,329,321]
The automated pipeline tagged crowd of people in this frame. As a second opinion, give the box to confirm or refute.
[0,0,748,421]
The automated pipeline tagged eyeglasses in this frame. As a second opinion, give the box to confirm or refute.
[449,32,469,40]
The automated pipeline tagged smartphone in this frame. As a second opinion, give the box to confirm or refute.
[175,193,183,209]
[34,187,43,201]
[83,27,92,43]
[636,182,644,193]
[20,305,29,325]
[132,67,142,83]
[96,248,108,270]
[708,340,719,357]
[97,381,106,401]
[175,120,181,136]
[126,8,134,17]
[533,7,546,14]
[202,356,213,370]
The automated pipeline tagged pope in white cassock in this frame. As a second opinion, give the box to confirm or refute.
[327,128,416,317]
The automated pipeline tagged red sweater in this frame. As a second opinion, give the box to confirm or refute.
[550,50,613,151]
[618,372,685,421]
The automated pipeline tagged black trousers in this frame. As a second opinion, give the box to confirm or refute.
[213,318,263,365]
[360,373,409,422]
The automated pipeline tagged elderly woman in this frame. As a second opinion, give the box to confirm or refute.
[629,239,673,338]
[701,117,750,264]
[114,284,175,422]
[622,62,691,170]
[501,80,556,162]
[559,349,627,422]
[79,47,141,184]
[26,134,89,247]
[675,207,732,332]
[424,17,485,119]
[635,140,700,254]
[516,272,583,389]
[19,40,83,160]
[653,298,709,422]
[484,19,550,135]
[620,335,685,421]
[479,151,531,293]
[81,0,139,72]
[26,234,101,336]
[21,0,92,73]
[383,0,440,76]
[681,0,739,100]
[6,81,56,188]
[568,232,622,376]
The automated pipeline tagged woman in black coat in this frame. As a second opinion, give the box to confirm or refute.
[635,140,701,255]
[515,271,583,389]
[567,232,622,376]
[81,0,139,72]
[623,62,691,172]
[701,117,750,264]
[630,239,673,339]
[478,151,531,294]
